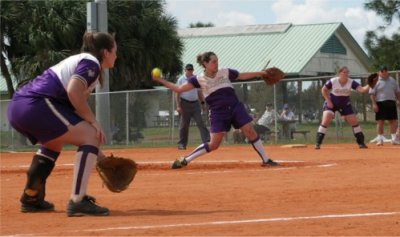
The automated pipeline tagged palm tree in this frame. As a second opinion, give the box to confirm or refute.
[1,1,26,98]
[2,0,183,94]
[1,0,86,97]
[108,0,183,90]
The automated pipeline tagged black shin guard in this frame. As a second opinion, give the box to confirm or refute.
[316,132,325,145]
[20,155,55,205]
[355,132,365,145]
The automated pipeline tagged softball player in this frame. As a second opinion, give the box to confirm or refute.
[315,66,370,149]
[152,51,278,169]
[7,32,117,216]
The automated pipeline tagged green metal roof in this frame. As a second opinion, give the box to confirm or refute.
[178,22,370,76]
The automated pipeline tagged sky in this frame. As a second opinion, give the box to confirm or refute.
[165,0,400,52]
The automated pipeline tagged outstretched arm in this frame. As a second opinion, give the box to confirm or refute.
[356,85,370,93]
[152,76,194,93]
[236,71,266,81]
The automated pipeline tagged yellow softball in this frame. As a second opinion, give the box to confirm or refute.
[152,67,161,78]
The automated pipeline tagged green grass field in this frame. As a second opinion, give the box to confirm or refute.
[0,121,389,152]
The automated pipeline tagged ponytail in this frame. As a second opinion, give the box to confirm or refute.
[81,32,115,87]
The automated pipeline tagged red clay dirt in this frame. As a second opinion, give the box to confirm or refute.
[1,144,399,236]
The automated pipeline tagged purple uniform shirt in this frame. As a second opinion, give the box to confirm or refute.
[7,53,100,144]
[188,68,252,133]
[322,76,360,115]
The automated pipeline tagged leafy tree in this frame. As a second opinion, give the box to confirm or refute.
[189,22,215,28]
[108,0,183,90]
[1,0,183,98]
[1,0,86,98]
[365,0,400,24]
[364,0,400,70]
[0,1,24,98]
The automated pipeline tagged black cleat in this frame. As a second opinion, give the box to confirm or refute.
[359,143,368,149]
[21,200,55,213]
[171,157,188,169]
[315,144,321,150]
[261,159,279,167]
[177,144,186,150]
[67,195,109,217]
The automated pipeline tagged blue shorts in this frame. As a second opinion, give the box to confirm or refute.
[323,101,354,116]
[209,102,253,133]
[7,97,83,145]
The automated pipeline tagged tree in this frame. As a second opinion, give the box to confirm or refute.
[1,1,86,98]
[0,1,23,98]
[108,0,183,90]
[188,22,215,28]
[365,0,400,24]
[1,0,184,97]
[364,0,400,70]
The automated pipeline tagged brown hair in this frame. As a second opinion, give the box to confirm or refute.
[81,32,115,86]
[196,51,216,68]
[337,66,349,74]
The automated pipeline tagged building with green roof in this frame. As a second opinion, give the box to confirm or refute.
[178,22,371,77]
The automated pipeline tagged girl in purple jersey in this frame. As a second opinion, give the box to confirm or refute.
[7,32,117,216]
[152,51,278,169]
[315,66,370,149]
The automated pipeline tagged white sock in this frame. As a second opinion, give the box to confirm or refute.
[391,134,397,140]
[251,138,270,163]
[70,145,98,203]
[185,143,209,163]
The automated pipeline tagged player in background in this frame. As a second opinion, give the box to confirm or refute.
[7,32,117,216]
[315,66,370,149]
[369,65,400,145]
[152,51,278,169]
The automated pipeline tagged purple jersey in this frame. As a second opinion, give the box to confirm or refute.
[13,53,100,107]
[8,53,101,144]
[324,77,360,108]
[322,77,360,116]
[187,68,252,133]
[188,68,239,111]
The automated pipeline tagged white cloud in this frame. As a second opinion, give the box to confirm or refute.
[216,11,256,26]
[166,0,399,50]
[270,0,399,50]
[165,0,225,27]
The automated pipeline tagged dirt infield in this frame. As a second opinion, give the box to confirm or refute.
[1,144,399,236]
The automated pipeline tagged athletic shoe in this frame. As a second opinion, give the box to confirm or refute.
[171,157,188,169]
[66,195,109,217]
[177,144,186,150]
[358,143,368,149]
[376,138,383,146]
[391,139,400,145]
[315,144,321,150]
[21,200,55,213]
[369,136,380,143]
[383,137,392,143]
[261,159,279,167]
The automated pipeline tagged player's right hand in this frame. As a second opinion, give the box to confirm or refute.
[91,120,106,144]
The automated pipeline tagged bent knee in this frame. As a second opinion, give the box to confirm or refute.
[208,143,220,151]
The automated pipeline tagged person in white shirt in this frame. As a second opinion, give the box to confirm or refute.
[280,104,296,139]
[254,103,278,140]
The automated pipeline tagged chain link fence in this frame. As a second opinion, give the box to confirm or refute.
[1,72,399,150]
